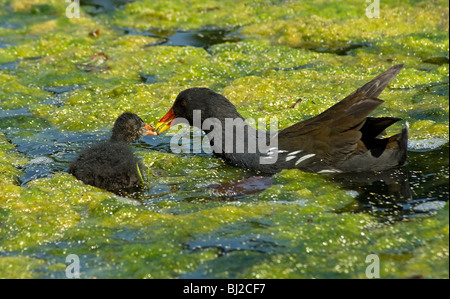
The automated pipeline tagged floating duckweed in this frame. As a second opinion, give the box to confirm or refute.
[0,0,448,279]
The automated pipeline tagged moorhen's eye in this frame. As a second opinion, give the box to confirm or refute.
[180,99,187,107]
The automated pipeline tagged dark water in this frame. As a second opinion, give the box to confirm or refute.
[80,0,137,14]
[116,26,242,49]
[333,144,449,221]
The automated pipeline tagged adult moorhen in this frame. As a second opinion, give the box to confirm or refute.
[155,65,408,174]
[69,113,156,193]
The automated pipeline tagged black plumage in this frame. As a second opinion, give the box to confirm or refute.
[68,113,155,193]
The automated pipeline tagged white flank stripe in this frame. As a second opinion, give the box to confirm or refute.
[285,156,296,161]
[266,148,288,156]
[317,169,342,174]
[288,150,303,156]
[295,153,316,165]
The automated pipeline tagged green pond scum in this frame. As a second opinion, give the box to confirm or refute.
[0,0,448,279]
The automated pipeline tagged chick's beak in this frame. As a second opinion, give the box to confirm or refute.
[155,108,176,134]
[145,123,158,136]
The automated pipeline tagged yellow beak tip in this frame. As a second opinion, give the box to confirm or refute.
[155,107,176,135]
[155,122,171,135]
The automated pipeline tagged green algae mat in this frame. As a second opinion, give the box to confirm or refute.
[0,0,448,278]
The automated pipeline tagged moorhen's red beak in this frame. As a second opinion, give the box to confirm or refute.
[155,107,176,134]
[145,123,158,136]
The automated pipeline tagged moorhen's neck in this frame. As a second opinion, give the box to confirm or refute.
[110,130,137,143]
[195,107,275,172]
[110,123,140,143]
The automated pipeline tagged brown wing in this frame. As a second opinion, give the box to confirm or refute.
[277,64,403,165]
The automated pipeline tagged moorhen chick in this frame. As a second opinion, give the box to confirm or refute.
[155,65,408,174]
[69,113,156,193]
